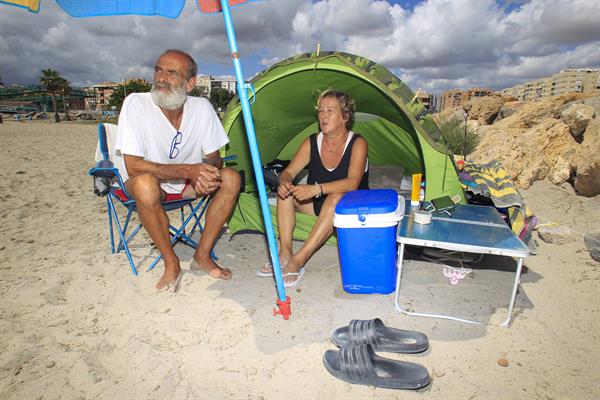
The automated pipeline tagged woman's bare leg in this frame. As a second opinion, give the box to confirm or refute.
[284,193,343,283]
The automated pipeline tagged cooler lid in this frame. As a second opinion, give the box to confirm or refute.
[335,189,398,215]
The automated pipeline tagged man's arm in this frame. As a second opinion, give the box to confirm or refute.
[123,155,221,194]
[202,150,223,169]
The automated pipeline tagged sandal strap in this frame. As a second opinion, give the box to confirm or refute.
[339,344,376,380]
[348,319,380,350]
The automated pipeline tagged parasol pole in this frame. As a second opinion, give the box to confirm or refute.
[219,0,290,319]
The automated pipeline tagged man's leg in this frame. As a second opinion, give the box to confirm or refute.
[125,174,180,289]
[190,167,240,279]
[284,193,344,283]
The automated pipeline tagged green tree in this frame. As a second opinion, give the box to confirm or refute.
[108,80,151,111]
[39,69,63,122]
[209,88,235,111]
[438,118,479,157]
[189,86,208,98]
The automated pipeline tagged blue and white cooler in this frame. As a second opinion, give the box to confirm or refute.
[333,189,405,294]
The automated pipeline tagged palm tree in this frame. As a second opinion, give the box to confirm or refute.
[58,77,72,121]
[39,69,63,122]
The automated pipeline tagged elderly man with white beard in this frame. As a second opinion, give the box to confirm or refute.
[116,49,240,291]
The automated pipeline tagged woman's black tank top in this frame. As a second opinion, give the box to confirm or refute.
[307,132,369,216]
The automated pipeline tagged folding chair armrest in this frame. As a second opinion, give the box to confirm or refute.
[88,166,118,178]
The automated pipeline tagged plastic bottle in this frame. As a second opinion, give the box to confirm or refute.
[410,173,422,206]
[419,180,425,201]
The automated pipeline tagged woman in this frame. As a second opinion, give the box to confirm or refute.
[258,89,369,287]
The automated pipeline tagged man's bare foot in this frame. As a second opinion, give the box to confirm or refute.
[190,257,232,280]
[156,265,182,290]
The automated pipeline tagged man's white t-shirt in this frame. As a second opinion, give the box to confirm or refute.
[116,92,229,194]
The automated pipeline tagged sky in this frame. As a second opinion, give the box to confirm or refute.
[0,0,599,95]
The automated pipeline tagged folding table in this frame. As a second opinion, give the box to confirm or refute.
[395,200,530,326]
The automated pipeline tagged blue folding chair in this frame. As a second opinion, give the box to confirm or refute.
[88,123,230,275]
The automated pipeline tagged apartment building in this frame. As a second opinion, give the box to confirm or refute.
[414,90,440,112]
[194,74,211,97]
[439,87,494,111]
[210,76,237,94]
[502,68,600,100]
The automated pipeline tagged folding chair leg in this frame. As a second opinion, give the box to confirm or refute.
[116,209,135,253]
[107,197,115,253]
[107,200,138,275]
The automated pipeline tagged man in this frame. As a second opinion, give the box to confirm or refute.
[116,49,240,290]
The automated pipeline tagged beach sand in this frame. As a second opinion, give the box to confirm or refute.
[1,120,599,399]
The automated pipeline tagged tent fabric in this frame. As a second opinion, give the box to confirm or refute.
[55,0,186,18]
[1,0,256,16]
[223,51,464,242]
[197,0,254,14]
[0,0,39,12]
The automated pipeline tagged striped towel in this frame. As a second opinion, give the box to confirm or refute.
[460,160,538,253]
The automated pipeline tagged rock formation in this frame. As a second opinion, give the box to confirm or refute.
[435,93,599,197]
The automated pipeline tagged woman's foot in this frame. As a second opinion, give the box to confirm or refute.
[282,257,305,287]
[257,250,292,277]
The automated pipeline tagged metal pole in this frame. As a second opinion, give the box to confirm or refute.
[219,0,289,316]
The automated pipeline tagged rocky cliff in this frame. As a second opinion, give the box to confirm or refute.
[437,94,599,197]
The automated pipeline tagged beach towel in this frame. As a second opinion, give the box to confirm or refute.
[459,160,538,253]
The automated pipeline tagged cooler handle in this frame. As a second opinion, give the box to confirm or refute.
[357,207,369,222]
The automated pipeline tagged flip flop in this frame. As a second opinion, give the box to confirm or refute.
[323,344,430,390]
[283,267,305,288]
[257,262,275,277]
[331,318,429,354]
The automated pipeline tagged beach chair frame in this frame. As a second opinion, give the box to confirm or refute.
[88,123,216,275]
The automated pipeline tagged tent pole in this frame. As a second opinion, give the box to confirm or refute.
[219,0,290,319]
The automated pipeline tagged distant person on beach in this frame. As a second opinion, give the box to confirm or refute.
[257,89,369,287]
[117,49,241,290]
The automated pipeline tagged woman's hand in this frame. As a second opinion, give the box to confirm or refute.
[277,181,294,199]
[290,184,320,202]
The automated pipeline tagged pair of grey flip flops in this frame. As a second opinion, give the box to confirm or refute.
[323,318,430,390]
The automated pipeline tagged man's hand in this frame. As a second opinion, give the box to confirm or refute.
[290,184,319,202]
[187,163,221,195]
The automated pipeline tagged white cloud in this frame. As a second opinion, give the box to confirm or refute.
[0,0,598,94]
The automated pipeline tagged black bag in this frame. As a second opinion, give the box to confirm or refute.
[262,159,290,191]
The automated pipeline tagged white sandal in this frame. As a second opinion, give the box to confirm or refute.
[283,267,305,288]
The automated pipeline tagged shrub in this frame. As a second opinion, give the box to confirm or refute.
[438,118,479,156]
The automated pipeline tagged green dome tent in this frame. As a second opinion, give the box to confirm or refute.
[223,51,464,242]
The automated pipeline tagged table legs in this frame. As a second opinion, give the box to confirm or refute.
[501,257,524,327]
[394,244,524,327]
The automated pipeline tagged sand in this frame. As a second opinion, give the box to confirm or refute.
[0,120,599,399]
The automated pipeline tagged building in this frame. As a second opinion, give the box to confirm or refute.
[194,74,211,97]
[501,68,600,101]
[87,81,120,110]
[84,78,149,110]
[414,90,439,112]
[210,76,237,94]
[439,87,494,111]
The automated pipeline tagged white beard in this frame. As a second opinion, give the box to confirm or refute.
[151,82,187,110]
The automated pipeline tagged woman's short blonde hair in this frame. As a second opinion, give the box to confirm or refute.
[317,88,356,130]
